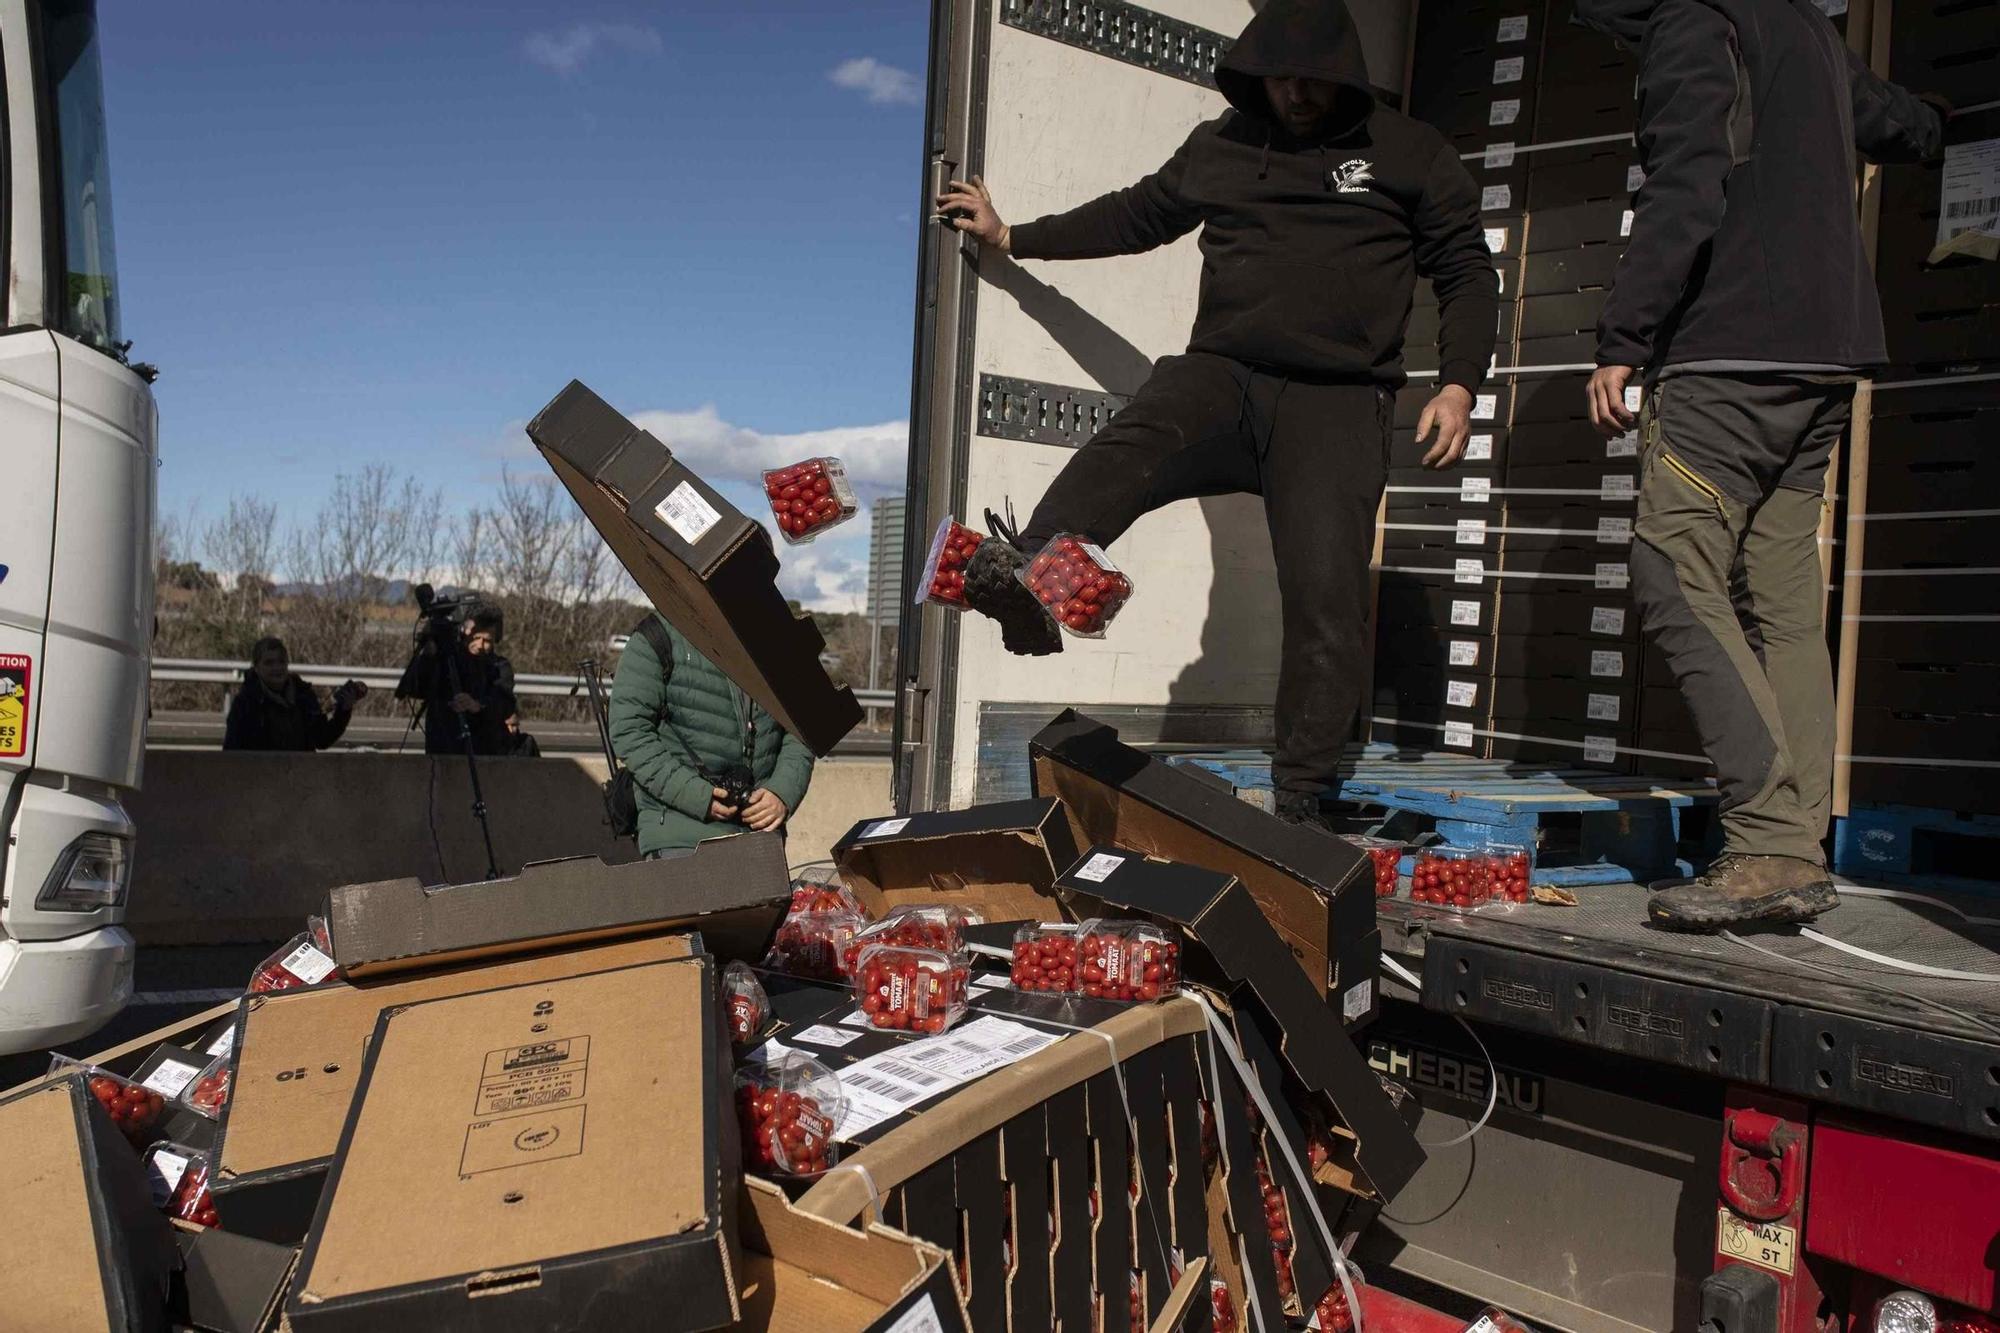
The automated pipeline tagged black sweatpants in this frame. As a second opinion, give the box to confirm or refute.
[1020,352,1391,796]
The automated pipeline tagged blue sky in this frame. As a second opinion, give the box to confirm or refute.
[105,1,929,610]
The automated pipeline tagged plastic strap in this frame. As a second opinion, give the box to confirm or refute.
[820,1157,885,1225]
[1838,884,2000,930]
[1377,957,1502,1149]
[1796,929,2000,984]
[1456,130,1634,159]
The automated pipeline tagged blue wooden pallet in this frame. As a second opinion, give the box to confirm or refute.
[1174,745,1719,886]
[1834,803,2000,894]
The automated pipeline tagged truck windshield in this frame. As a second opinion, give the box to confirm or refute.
[40,0,120,354]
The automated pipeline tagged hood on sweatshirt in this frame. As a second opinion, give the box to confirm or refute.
[1568,0,1656,47]
[1214,0,1377,141]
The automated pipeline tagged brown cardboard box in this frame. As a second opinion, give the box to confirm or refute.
[287,956,738,1332]
[831,798,1080,923]
[214,932,699,1241]
[527,379,862,755]
[0,1076,177,1332]
[320,831,787,979]
[739,1177,970,1333]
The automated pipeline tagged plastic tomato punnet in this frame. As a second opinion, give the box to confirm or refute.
[144,1142,220,1227]
[720,961,772,1044]
[735,1052,845,1176]
[1488,844,1533,903]
[841,904,973,975]
[763,909,867,982]
[917,517,985,610]
[1019,535,1135,638]
[179,1053,232,1121]
[58,1062,168,1148]
[1409,846,1495,910]
[247,930,340,993]
[1075,920,1180,1003]
[1340,834,1404,899]
[1009,923,1080,994]
[785,867,863,919]
[855,943,971,1034]
[763,457,858,543]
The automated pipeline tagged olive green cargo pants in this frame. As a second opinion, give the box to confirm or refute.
[1629,374,1854,866]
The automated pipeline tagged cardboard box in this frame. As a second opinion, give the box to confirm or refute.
[287,957,738,1332]
[1029,712,1376,1006]
[1519,245,1622,297]
[1524,143,1642,212]
[1507,418,1639,468]
[1051,849,1424,1203]
[1371,667,1493,725]
[215,932,701,1242]
[1492,503,1633,553]
[831,798,1080,923]
[738,1178,969,1333]
[528,379,863,755]
[1488,675,1637,730]
[1485,720,1629,771]
[1512,371,1595,424]
[1370,715,1493,757]
[1523,199,1632,255]
[1396,379,1513,430]
[172,1224,297,1333]
[1391,425,1511,471]
[321,831,787,979]
[1491,632,1635,684]
[1890,0,2000,107]
[1491,589,1638,643]
[1376,579,1499,636]
[0,1076,177,1332]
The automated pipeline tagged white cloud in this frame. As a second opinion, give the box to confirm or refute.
[524,23,664,76]
[828,57,923,106]
[770,526,875,614]
[629,406,908,492]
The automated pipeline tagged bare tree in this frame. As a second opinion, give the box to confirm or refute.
[282,466,443,665]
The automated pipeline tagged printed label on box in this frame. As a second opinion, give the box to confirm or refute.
[1079,541,1120,573]
[1492,56,1524,84]
[1483,141,1517,169]
[1342,979,1375,1022]
[147,1150,191,1207]
[477,1036,590,1115]
[141,1059,203,1098]
[1583,736,1619,765]
[791,1024,863,1049]
[1463,476,1492,503]
[280,941,337,986]
[1590,606,1627,636]
[654,480,723,546]
[1447,680,1479,708]
[1607,430,1639,457]
[1497,13,1530,40]
[1936,138,2000,248]
[1481,184,1513,211]
[1587,693,1622,722]
[1456,518,1488,545]
[1596,561,1630,589]
[1623,384,1643,412]
[1626,164,1647,193]
[461,1104,587,1177]
[1473,393,1499,420]
[861,817,911,839]
[885,1295,950,1333]
[1449,639,1480,666]
[206,1026,236,1058]
[1451,599,1483,627]
[1443,721,1476,749]
[833,1016,1061,1138]
[1620,208,1635,237]
[1466,433,1494,461]
[1455,558,1486,585]
[1601,474,1636,500]
[1490,98,1521,126]
[1072,852,1126,883]
[1485,226,1509,253]
[1597,517,1633,544]
[1591,649,1627,678]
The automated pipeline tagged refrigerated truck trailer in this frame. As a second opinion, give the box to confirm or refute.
[893,2,2000,1330]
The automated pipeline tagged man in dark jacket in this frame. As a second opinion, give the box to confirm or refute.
[395,604,514,757]
[1576,0,1945,928]
[223,637,366,752]
[609,615,815,858]
[936,0,1498,827]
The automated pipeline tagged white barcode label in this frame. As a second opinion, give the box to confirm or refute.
[1485,226,1509,253]
[1624,384,1643,412]
[1596,561,1631,589]
[1446,680,1479,707]
[1626,164,1647,192]
[1473,393,1499,420]
[1607,430,1639,458]
[1490,98,1521,127]
[1443,721,1476,749]
[861,817,910,839]
[1493,56,1525,84]
[1590,606,1627,635]
[1587,693,1622,722]
[1079,541,1120,573]
[825,458,858,509]
[1449,640,1480,667]
[206,1026,236,1058]
[1466,433,1494,461]
[654,480,723,545]
[1072,852,1124,883]
[142,1060,202,1098]
[281,941,337,986]
[1455,558,1486,585]
[147,1150,191,1207]
[792,1024,862,1049]
[1462,476,1492,503]
[1598,517,1633,544]
[1498,13,1530,40]
[1602,474,1636,500]
[1936,139,2000,246]
[1591,649,1627,678]
[1481,184,1513,211]
[1583,736,1619,765]
[1498,268,1508,296]
[1451,599,1483,627]
[1620,208,1635,237]
[885,1295,949,1333]
[1342,979,1375,1022]
[840,1008,872,1027]
[1456,518,1488,545]
[1484,142,1517,170]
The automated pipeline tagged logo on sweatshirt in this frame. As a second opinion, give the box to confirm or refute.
[1328,159,1375,194]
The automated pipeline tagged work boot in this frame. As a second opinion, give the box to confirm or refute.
[1275,791,1335,834]
[962,523,1063,657]
[1647,853,1838,932]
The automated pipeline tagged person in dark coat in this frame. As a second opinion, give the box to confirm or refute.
[222,637,366,752]
[934,0,1499,830]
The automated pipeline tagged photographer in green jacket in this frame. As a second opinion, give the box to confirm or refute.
[609,615,815,858]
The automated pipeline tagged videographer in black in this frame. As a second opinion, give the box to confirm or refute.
[395,592,514,758]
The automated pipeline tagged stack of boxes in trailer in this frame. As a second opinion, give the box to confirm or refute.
[1837,1,2000,818]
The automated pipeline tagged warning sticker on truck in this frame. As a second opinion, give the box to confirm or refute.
[0,654,30,759]
[1716,1209,1796,1275]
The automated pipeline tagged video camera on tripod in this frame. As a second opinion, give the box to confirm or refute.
[406,582,501,879]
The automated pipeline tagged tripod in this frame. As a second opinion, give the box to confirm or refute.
[441,644,501,880]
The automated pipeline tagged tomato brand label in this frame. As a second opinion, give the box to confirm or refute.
[0,654,30,759]
[654,480,723,545]
[1079,541,1120,573]
[1717,1209,1797,1274]
[476,1035,589,1115]
[888,971,909,1016]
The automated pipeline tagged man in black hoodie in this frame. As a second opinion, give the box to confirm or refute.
[935,0,1498,828]
[1573,0,1944,928]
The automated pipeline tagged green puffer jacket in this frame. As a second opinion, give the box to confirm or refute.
[609,616,815,855]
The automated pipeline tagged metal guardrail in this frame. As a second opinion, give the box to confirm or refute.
[151,658,896,708]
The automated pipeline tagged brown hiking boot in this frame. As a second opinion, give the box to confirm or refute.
[1647,853,1838,932]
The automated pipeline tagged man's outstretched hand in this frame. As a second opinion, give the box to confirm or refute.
[935,176,1010,250]
[1417,385,1475,468]
[1587,365,1638,438]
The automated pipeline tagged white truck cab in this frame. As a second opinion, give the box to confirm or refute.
[0,0,153,1053]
